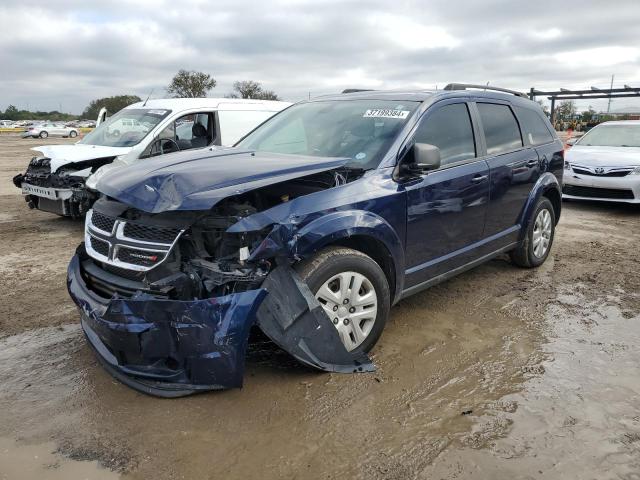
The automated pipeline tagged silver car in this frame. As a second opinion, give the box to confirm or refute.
[564,121,640,203]
[22,123,79,139]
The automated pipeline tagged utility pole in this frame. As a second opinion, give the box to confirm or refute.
[607,74,614,113]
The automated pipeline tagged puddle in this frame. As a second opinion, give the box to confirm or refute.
[424,288,640,479]
[0,437,119,480]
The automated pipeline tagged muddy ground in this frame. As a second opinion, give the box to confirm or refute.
[0,134,639,480]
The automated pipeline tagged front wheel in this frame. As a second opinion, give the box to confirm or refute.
[39,131,48,138]
[295,246,390,353]
[69,130,77,138]
[510,197,556,268]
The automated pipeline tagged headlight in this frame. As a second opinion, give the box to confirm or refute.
[564,161,571,170]
[630,166,640,176]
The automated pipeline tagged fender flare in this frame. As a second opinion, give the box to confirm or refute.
[292,210,406,301]
[517,173,561,241]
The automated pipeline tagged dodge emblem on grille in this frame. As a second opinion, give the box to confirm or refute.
[129,252,159,262]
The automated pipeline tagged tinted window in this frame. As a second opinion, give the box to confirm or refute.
[477,103,523,155]
[516,107,553,146]
[413,103,476,166]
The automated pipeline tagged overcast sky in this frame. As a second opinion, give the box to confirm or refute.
[2,0,640,115]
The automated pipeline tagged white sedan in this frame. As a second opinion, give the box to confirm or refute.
[22,123,79,139]
[563,121,640,203]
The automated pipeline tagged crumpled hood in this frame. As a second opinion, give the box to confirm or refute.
[566,145,640,167]
[33,144,133,173]
[96,148,349,213]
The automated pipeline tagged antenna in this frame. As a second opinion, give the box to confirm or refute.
[142,89,154,107]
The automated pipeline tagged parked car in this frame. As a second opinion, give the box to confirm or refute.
[21,123,79,139]
[67,84,564,397]
[12,98,290,217]
[563,120,640,203]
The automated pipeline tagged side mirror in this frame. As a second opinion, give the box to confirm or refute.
[413,143,441,170]
[395,143,441,180]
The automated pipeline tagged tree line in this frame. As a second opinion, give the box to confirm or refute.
[1,69,281,120]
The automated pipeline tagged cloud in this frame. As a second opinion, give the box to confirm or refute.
[1,0,639,114]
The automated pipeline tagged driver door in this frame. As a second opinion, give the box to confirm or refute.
[402,101,490,290]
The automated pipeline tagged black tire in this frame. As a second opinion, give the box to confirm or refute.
[69,130,77,138]
[294,246,390,353]
[510,197,556,268]
[39,131,48,138]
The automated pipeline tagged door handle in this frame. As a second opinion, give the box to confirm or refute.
[471,174,488,183]
[526,159,538,167]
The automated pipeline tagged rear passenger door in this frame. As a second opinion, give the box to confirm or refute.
[473,102,536,241]
[403,100,490,287]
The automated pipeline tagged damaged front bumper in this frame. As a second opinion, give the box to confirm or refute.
[68,255,374,397]
[68,255,267,397]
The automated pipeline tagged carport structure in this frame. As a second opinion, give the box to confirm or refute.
[528,85,640,123]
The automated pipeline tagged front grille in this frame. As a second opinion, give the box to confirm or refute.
[91,211,116,233]
[89,236,110,257]
[85,208,183,272]
[116,246,167,267]
[123,222,181,244]
[563,185,635,200]
[572,167,630,177]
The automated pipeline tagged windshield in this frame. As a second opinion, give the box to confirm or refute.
[237,100,420,169]
[79,108,171,147]
[577,124,640,147]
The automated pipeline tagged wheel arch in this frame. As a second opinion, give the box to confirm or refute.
[517,173,561,241]
[294,210,405,303]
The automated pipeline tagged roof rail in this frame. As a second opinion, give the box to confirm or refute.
[443,83,528,98]
[341,89,374,94]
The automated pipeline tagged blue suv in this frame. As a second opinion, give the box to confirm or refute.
[67,84,563,396]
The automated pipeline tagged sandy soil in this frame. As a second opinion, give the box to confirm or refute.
[0,135,639,479]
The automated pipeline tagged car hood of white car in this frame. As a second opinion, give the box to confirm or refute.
[566,145,640,167]
[32,144,133,173]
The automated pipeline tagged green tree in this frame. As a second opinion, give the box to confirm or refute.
[81,95,142,119]
[167,69,216,98]
[556,100,577,121]
[3,105,19,120]
[228,80,280,100]
[581,106,596,123]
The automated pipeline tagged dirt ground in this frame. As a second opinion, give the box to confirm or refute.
[1,134,639,480]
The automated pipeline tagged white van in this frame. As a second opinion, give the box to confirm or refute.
[13,98,290,217]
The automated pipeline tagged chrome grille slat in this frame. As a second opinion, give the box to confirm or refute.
[570,164,633,177]
[84,209,184,272]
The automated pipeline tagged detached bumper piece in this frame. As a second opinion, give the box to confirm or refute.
[68,257,375,397]
[257,266,375,373]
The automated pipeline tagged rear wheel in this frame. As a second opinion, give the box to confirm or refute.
[69,130,77,138]
[295,246,390,353]
[510,197,555,268]
[39,131,48,138]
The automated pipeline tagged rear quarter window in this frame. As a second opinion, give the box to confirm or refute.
[477,103,523,155]
[516,107,554,146]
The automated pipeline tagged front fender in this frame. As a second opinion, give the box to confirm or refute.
[295,210,405,299]
[517,172,561,240]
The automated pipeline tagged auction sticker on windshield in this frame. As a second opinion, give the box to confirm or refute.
[363,109,410,119]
